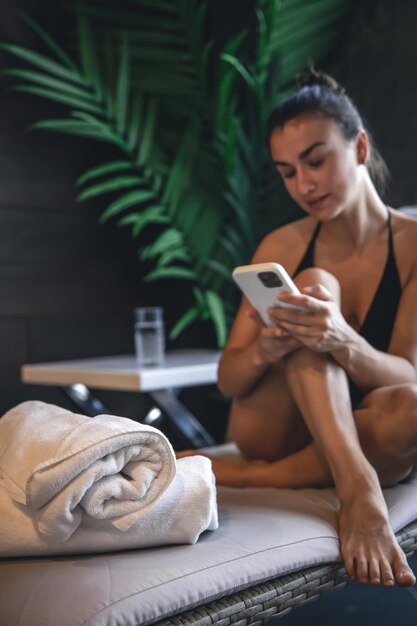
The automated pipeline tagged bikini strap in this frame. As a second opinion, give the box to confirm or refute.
[292,221,322,276]
[387,207,394,251]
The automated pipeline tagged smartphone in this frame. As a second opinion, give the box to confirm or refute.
[232,262,301,326]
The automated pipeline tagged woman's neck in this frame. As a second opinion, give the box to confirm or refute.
[320,170,388,250]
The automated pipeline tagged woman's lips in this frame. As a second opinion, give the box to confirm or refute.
[307,193,330,208]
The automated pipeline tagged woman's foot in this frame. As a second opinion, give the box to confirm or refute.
[339,488,416,587]
[176,450,265,488]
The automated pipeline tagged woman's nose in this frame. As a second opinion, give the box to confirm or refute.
[298,175,316,196]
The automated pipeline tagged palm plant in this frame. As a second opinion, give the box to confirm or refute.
[1,0,349,346]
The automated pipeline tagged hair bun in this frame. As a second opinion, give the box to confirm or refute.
[297,67,345,95]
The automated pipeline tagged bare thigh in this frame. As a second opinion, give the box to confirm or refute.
[354,383,417,486]
[228,363,312,461]
[228,268,343,462]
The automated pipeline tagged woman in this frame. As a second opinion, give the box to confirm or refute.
[182,69,417,587]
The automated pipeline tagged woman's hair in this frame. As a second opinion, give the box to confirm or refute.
[267,68,389,195]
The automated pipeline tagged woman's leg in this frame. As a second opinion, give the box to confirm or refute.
[283,345,415,587]
[275,269,415,586]
[228,267,416,586]
[355,383,417,485]
[229,267,344,468]
[242,384,417,490]
[227,362,312,462]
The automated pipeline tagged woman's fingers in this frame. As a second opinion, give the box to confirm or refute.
[276,283,333,309]
[301,283,333,300]
[261,326,285,338]
[268,285,337,331]
[260,326,301,344]
[277,321,324,338]
[256,326,301,363]
[246,306,264,326]
[268,305,327,329]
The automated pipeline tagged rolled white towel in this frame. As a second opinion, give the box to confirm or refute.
[0,401,176,542]
[0,401,218,556]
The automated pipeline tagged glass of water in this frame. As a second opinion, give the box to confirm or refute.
[134,307,165,367]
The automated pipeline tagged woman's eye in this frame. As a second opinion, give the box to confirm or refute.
[309,159,324,168]
[280,170,295,179]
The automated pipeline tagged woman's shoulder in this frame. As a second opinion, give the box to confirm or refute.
[392,208,417,245]
[252,216,317,270]
[393,207,417,224]
[392,208,417,275]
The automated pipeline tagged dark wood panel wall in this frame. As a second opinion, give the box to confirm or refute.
[0,1,227,442]
[0,88,147,415]
[341,0,417,208]
[1,0,416,441]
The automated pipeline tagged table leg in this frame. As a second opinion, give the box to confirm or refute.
[149,389,215,448]
[62,384,107,416]
[61,384,215,448]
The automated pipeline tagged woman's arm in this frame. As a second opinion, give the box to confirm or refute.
[218,226,304,398]
[217,308,267,399]
[272,273,417,394]
[332,331,416,391]
[217,303,300,398]
[332,270,417,391]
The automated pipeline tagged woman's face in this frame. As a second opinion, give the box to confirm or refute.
[269,114,367,220]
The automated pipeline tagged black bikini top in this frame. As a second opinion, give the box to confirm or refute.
[292,210,402,405]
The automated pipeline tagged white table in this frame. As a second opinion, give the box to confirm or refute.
[21,350,221,448]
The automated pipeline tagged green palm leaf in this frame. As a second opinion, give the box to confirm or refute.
[77,175,143,202]
[162,118,201,215]
[220,54,256,91]
[78,6,103,99]
[127,91,142,151]
[205,290,227,347]
[9,85,103,114]
[139,228,185,261]
[115,34,130,135]
[2,69,96,102]
[0,43,85,84]
[29,118,104,140]
[144,267,197,282]
[20,10,79,71]
[157,248,190,268]
[99,189,157,222]
[71,112,128,151]
[77,160,136,185]
[117,204,168,233]
[205,259,233,282]
[169,304,202,340]
[137,97,158,166]
[2,0,350,346]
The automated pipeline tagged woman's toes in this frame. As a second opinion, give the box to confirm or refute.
[356,557,370,584]
[342,550,356,579]
[369,559,381,585]
[379,560,395,587]
[395,565,416,587]
[390,553,416,586]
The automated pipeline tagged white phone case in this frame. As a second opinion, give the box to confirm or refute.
[232,262,301,326]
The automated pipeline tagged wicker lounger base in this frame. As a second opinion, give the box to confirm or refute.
[158,519,417,626]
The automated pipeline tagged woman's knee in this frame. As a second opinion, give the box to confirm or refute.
[363,383,417,414]
[228,399,311,462]
[363,383,417,456]
[294,267,341,303]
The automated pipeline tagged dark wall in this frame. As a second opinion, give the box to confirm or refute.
[2,0,416,442]
[0,1,227,444]
[0,4,143,412]
[340,0,417,207]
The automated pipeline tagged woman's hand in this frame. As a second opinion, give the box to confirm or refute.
[268,284,354,354]
[246,306,302,365]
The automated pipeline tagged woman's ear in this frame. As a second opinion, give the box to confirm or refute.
[356,129,369,165]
